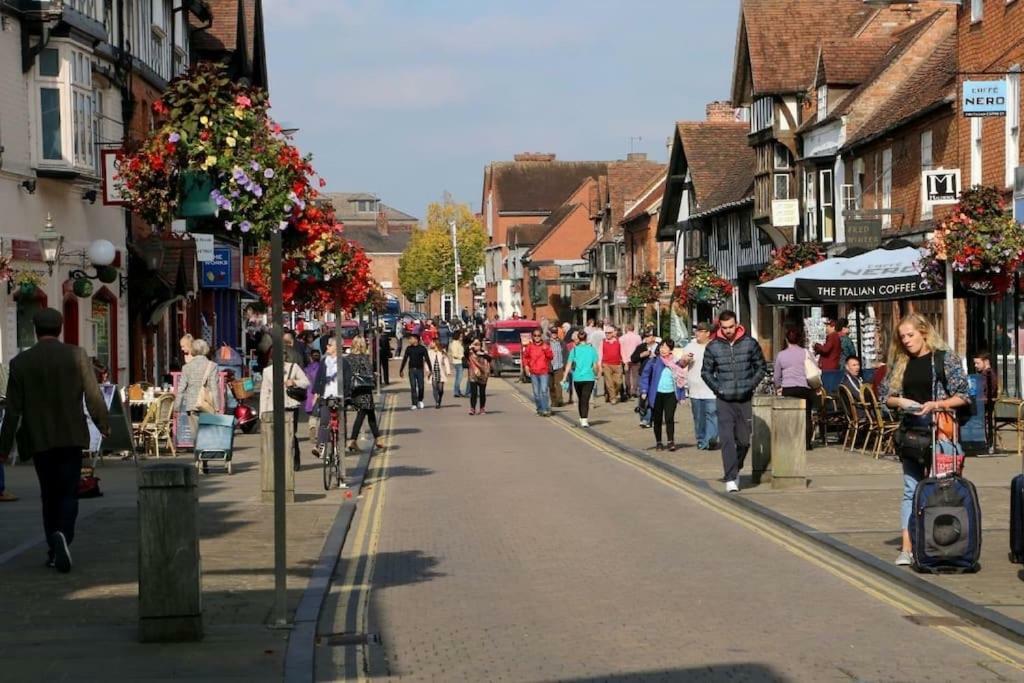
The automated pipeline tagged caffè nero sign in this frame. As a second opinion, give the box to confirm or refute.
[963,80,1007,118]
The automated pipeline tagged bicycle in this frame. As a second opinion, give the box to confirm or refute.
[322,396,348,490]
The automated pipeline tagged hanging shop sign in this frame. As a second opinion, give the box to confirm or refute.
[200,246,231,289]
[1015,166,1024,224]
[101,149,128,205]
[771,199,800,227]
[962,80,1008,118]
[844,219,882,250]
[193,233,215,262]
[923,169,961,206]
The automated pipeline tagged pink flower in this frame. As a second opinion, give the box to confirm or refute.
[235,95,252,108]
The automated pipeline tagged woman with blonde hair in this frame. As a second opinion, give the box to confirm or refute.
[879,313,969,567]
[343,335,383,451]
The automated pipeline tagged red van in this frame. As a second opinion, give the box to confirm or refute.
[324,320,362,353]
[485,319,540,377]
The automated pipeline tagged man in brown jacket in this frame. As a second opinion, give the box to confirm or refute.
[0,308,109,573]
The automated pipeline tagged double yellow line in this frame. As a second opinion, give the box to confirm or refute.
[333,393,395,681]
[509,387,1024,670]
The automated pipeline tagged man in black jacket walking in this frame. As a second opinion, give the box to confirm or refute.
[399,334,429,410]
[701,310,766,493]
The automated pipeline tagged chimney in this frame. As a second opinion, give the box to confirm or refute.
[626,152,647,162]
[376,207,389,237]
[706,100,737,122]
[513,152,557,162]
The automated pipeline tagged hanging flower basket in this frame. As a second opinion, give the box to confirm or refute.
[116,63,320,243]
[12,270,43,299]
[95,265,118,284]
[918,185,1024,297]
[72,278,94,298]
[673,261,733,310]
[759,242,827,282]
[626,271,662,309]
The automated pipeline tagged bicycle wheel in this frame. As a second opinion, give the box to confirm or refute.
[322,440,338,490]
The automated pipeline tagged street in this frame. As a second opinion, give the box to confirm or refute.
[317,380,1024,682]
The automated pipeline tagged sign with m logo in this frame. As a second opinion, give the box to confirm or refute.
[923,169,961,207]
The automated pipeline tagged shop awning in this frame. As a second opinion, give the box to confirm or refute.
[571,291,601,309]
[794,246,935,303]
[756,258,847,306]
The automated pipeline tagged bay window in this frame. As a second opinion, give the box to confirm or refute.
[33,43,102,175]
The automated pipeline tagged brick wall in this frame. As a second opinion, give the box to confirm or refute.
[957,0,1024,191]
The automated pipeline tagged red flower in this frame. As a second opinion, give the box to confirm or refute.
[152,100,169,116]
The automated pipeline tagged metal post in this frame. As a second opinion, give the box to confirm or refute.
[450,219,460,318]
[270,229,287,627]
[335,303,347,481]
[944,261,955,351]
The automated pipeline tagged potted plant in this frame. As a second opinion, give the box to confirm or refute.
[918,185,1024,296]
[12,270,43,298]
[759,241,827,282]
[673,261,734,309]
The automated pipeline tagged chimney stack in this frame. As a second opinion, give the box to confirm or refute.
[626,152,648,162]
[513,152,557,162]
[376,207,389,237]
[706,100,738,122]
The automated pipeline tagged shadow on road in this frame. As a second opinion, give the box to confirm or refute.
[383,465,434,479]
[558,663,790,682]
[387,428,422,436]
[368,549,445,589]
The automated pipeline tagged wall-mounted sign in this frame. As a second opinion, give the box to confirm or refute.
[380,280,393,289]
[200,246,231,289]
[963,80,1008,118]
[845,219,882,250]
[101,149,128,205]
[923,169,961,206]
[1015,166,1024,224]
[193,233,215,262]
[771,199,800,227]
[414,290,426,303]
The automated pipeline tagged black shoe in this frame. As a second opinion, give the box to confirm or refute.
[51,532,71,573]
[656,443,665,451]
[293,458,301,471]
[45,557,55,569]
[667,442,677,452]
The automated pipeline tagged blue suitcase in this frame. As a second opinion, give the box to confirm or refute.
[910,474,982,573]
[1011,473,1024,563]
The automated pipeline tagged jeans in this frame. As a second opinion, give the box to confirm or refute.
[717,399,752,482]
[901,457,927,530]
[469,381,487,411]
[530,373,551,413]
[453,364,465,396]
[574,381,595,418]
[409,368,425,405]
[0,462,5,492]
[690,398,718,448]
[652,392,678,444]
[33,447,83,557]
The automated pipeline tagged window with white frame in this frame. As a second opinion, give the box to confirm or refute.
[852,157,865,210]
[172,0,187,76]
[1007,65,1020,187]
[971,116,983,186]
[882,148,893,230]
[971,0,983,22]
[773,173,789,200]
[751,96,774,133]
[816,85,828,123]
[34,43,101,174]
[66,0,99,20]
[804,170,817,240]
[774,143,790,169]
[129,0,153,69]
[818,168,835,242]
[921,130,934,219]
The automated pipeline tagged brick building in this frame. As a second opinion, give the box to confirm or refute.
[620,175,670,329]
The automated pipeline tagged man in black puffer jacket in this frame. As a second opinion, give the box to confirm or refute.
[702,310,766,493]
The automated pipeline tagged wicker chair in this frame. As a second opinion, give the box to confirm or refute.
[862,385,899,459]
[139,394,176,458]
[837,384,868,451]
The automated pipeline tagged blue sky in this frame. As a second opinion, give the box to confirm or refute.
[264,0,741,218]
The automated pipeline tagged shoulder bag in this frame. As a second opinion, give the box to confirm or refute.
[285,363,308,402]
[804,348,822,389]
[194,362,219,414]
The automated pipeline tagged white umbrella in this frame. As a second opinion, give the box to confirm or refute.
[755,257,848,306]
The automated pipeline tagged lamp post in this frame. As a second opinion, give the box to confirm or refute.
[37,214,64,275]
[450,219,460,320]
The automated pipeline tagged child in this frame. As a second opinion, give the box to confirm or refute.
[973,350,998,451]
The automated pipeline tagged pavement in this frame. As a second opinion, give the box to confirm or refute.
[505,378,1024,633]
[0,411,375,682]
[315,378,1024,681]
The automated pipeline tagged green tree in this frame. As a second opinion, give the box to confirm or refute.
[398,201,487,300]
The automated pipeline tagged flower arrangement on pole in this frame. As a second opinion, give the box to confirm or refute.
[626,271,662,309]
[673,261,734,310]
[759,241,827,282]
[918,185,1024,296]
[116,63,320,242]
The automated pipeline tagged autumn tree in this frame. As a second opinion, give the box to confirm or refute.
[398,201,487,301]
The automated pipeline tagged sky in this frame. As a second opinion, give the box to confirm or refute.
[263,0,741,218]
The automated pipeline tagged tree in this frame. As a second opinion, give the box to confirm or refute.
[398,201,487,300]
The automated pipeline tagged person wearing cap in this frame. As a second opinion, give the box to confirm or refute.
[0,308,109,573]
[682,322,718,450]
[813,318,842,371]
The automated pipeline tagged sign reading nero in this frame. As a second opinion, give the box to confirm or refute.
[963,80,1007,117]
[844,219,881,250]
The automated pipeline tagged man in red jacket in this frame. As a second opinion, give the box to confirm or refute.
[813,318,842,370]
[523,329,554,416]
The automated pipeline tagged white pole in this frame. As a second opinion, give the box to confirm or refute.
[450,219,460,319]
[945,260,955,351]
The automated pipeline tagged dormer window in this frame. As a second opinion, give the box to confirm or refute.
[816,85,828,122]
[357,199,378,213]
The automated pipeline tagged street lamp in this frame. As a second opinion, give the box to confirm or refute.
[37,214,64,275]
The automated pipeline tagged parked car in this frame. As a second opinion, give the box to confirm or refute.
[485,319,540,378]
[324,319,362,353]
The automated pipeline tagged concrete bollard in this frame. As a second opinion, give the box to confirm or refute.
[261,412,295,504]
[138,463,203,642]
[751,396,773,485]
[771,397,807,490]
